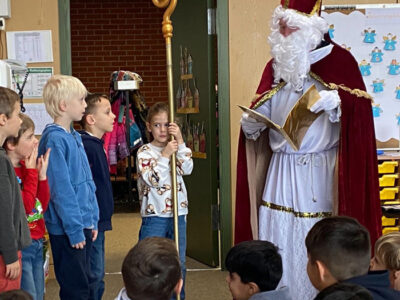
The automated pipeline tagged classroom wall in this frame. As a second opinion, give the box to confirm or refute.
[228,0,399,235]
[2,0,60,81]
[70,0,168,106]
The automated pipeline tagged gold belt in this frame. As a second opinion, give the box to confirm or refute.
[261,201,332,218]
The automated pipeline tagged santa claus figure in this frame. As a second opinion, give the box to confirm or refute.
[236,1,381,299]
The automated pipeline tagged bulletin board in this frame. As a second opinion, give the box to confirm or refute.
[322,5,400,148]
[2,0,61,135]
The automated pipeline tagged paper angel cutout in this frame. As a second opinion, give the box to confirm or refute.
[388,59,400,75]
[363,28,376,43]
[328,24,335,39]
[383,33,397,51]
[372,103,383,117]
[370,47,384,63]
[359,59,371,76]
[372,79,385,93]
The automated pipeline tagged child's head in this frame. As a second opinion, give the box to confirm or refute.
[81,93,115,135]
[145,102,169,145]
[0,87,22,140]
[4,113,37,159]
[370,232,400,290]
[0,289,33,300]
[315,282,373,300]
[121,237,182,300]
[305,216,371,291]
[43,75,87,121]
[225,240,282,300]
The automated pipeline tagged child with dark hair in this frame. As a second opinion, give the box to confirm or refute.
[115,237,182,300]
[225,240,291,300]
[4,113,50,300]
[305,216,400,300]
[80,93,116,300]
[0,87,31,293]
[314,282,372,300]
[0,289,33,300]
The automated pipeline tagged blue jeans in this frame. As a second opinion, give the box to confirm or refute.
[90,231,105,300]
[21,239,44,300]
[139,215,187,300]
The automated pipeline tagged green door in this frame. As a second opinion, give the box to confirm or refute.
[171,0,219,267]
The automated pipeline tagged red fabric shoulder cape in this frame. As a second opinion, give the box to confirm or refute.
[235,38,382,246]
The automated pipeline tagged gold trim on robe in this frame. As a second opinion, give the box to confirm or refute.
[252,82,286,109]
[242,85,322,151]
[310,72,374,102]
[262,201,332,218]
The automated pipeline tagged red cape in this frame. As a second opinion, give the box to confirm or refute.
[235,38,382,246]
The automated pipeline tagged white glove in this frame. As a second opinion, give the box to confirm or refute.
[310,90,341,122]
[310,90,340,113]
[241,112,266,140]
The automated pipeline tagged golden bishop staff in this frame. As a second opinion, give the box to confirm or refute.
[151,2,180,298]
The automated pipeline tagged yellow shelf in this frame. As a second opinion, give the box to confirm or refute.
[177,107,200,114]
[181,74,193,80]
[192,152,207,159]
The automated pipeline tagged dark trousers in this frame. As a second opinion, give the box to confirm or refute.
[49,229,94,300]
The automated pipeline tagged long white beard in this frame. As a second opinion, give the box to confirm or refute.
[268,6,328,91]
[269,30,314,91]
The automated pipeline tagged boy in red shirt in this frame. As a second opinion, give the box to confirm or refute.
[4,113,50,300]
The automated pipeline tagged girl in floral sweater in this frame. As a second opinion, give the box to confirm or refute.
[136,102,193,300]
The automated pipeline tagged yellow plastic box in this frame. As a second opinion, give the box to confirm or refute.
[378,161,398,174]
[379,174,399,187]
[382,227,400,235]
[380,187,399,200]
[382,216,397,226]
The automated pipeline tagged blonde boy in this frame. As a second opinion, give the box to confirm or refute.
[0,87,31,292]
[38,75,99,299]
[370,232,400,291]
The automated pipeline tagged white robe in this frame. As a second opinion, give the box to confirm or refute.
[242,45,340,300]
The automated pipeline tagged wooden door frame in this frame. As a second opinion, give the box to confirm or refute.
[217,0,232,269]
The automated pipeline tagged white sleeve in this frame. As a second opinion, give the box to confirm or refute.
[241,101,271,140]
[176,143,193,176]
[137,147,171,188]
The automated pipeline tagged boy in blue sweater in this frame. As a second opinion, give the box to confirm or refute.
[80,93,115,300]
[38,75,99,300]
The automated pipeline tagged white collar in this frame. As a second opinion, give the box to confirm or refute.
[309,43,334,65]
[114,288,131,300]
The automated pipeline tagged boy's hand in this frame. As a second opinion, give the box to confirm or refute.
[92,230,98,242]
[37,148,51,180]
[5,260,20,280]
[72,240,86,249]
[25,146,38,169]
[161,140,178,158]
[168,123,184,144]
